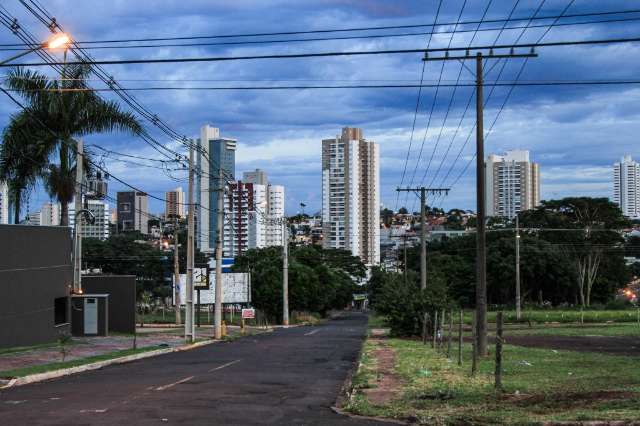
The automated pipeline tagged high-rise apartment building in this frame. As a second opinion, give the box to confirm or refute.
[322,127,380,265]
[69,199,110,240]
[0,181,8,224]
[614,155,640,219]
[196,124,236,253]
[26,202,61,226]
[116,191,149,234]
[165,187,185,219]
[243,169,268,185]
[486,150,540,219]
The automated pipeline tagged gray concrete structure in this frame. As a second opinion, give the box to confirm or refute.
[82,275,136,334]
[0,225,72,348]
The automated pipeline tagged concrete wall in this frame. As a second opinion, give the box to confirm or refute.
[82,275,136,334]
[0,225,72,349]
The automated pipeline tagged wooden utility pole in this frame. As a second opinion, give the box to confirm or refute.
[515,215,522,320]
[421,47,537,358]
[214,167,224,339]
[396,187,449,344]
[173,218,181,325]
[185,144,195,342]
[475,52,488,357]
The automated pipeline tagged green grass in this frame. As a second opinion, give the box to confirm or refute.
[507,323,640,337]
[0,339,86,356]
[367,313,388,329]
[0,346,163,378]
[462,308,640,325]
[346,337,640,424]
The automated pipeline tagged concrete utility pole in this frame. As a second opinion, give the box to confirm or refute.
[475,52,488,357]
[73,139,83,294]
[515,215,521,320]
[421,47,538,357]
[185,144,195,342]
[173,217,181,325]
[282,219,289,326]
[214,167,224,340]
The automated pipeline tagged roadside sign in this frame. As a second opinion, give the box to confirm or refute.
[194,267,209,289]
[242,308,255,319]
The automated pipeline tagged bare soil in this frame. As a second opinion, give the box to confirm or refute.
[362,337,404,406]
[502,334,640,357]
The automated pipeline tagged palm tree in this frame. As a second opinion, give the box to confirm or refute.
[0,126,47,223]
[2,64,142,225]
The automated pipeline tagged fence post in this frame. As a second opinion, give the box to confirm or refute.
[471,309,477,376]
[495,311,504,391]
[447,309,453,358]
[433,310,438,349]
[422,313,428,345]
[458,309,463,366]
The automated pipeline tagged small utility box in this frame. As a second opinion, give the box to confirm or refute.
[71,294,109,336]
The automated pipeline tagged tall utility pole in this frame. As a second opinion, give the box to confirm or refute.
[475,52,488,357]
[396,187,449,343]
[173,217,181,325]
[214,167,224,340]
[515,215,521,320]
[282,219,289,326]
[185,144,195,342]
[73,139,83,294]
[422,48,537,357]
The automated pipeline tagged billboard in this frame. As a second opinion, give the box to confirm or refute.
[175,272,250,305]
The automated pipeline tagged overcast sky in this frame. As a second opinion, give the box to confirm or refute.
[1,0,638,216]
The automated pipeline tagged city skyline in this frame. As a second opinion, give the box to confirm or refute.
[2,1,637,217]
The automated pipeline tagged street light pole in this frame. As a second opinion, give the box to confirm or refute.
[515,215,521,320]
[282,219,289,326]
[73,139,83,294]
[0,33,70,66]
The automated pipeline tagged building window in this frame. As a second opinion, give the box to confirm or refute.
[54,297,68,325]
[120,202,131,213]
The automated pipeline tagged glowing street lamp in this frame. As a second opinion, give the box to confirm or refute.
[0,32,71,66]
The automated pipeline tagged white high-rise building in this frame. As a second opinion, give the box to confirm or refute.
[322,127,380,265]
[0,182,8,224]
[40,202,60,226]
[614,155,640,219]
[486,150,540,219]
[69,199,110,240]
[243,169,268,186]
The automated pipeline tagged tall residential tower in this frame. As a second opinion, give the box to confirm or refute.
[486,150,540,219]
[196,125,236,253]
[614,155,640,219]
[322,127,380,265]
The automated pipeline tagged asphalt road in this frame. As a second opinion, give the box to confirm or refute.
[0,312,386,425]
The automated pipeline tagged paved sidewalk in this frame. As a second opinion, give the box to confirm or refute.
[0,326,251,375]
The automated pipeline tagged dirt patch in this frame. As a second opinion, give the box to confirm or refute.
[500,390,638,411]
[502,335,640,357]
[362,338,404,406]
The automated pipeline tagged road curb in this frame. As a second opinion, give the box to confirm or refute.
[0,339,218,390]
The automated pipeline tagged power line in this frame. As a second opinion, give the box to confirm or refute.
[395,0,444,211]
[3,36,640,67]
[3,8,638,47]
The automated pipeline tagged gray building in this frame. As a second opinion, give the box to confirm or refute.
[243,168,268,185]
[116,191,149,235]
[196,124,236,253]
[0,225,72,348]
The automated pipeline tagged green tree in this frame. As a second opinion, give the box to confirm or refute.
[2,66,142,225]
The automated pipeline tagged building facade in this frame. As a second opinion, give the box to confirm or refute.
[69,199,110,240]
[116,191,149,234]
[165,187,185,219]
[0,181,8,224]
[322,127,380,265]
[196,125,237,253]
[614,155,640,219]
[243,169,268,185]
[486,150,540,219]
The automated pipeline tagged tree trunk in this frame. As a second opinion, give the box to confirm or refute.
[59,142,70,226]
[12,188,21,224]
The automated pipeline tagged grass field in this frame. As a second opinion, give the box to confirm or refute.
[346,337,640,424]
[0,346,163,378]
